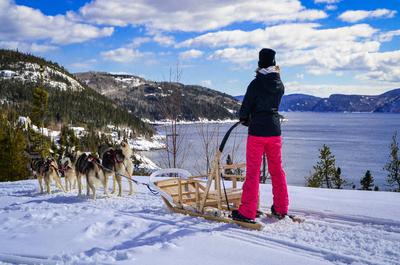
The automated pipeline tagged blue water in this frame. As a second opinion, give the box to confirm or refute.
[142,113,400,190]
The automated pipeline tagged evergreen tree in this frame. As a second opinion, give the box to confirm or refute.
[306,144,336,188]
[31,72,48,127]
[0,111,29,181]
[360,170,374,190]
[332,167,347,189]
[80,125,101,153]
[305,171,323,188]
[27,128,51,159]
[384,131,400,191]
[59,126,80,151]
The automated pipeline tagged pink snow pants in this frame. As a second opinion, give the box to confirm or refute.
[238,135,289,219]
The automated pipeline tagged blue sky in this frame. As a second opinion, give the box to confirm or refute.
[1,0,400,97]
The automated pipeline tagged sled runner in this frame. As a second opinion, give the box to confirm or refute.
[150,122,264,230]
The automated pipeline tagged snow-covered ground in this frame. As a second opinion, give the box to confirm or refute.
[0,178,399,265]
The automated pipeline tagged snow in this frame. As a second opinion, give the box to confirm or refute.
[133,154,160,170]
[225,107,236,114]
[130,136,165,151]
[0,70,16,78]
[0,178,399,265]
[114,76,144,87]
[1,62,84,91]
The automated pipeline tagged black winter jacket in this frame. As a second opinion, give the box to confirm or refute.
[239,72,284,136]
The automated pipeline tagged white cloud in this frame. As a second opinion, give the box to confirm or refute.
[101,48,146,63]
[179,23,377,50]
[152,34,175,46]
[0,41,57,53]
[75,0,327,32]
[179,49,204,60]
[378,29,400,42]
[325,5,337,11]
[129,37,152,48]
[179,22,400,83]
[314,0,341,3]
[208,47,257,65]
[201,80,212,87]
[0,0,113,45]
[69,59,98,71]
[338,9,397,23]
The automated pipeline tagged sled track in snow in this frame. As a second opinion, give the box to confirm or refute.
[218,209,400,265]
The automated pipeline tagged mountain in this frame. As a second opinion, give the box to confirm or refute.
[279,94,322,112]
[76,72,241,121]
[0,49,153,135]
[236,89,400,113]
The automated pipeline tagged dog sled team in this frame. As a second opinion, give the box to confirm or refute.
[30,141,134,199]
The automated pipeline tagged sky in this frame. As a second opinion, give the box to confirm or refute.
[1,0,400,97]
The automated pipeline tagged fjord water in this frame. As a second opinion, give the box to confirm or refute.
[143,112,400,189]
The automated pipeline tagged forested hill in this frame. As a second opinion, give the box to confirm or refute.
[75,72,241,121]
[0,49,153,136]
[236,89,400,113]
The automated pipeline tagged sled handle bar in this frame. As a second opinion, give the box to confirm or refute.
[218,121,241,153]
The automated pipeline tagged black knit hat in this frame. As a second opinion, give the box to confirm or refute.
[258,48,276,68]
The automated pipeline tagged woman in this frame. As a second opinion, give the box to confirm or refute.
[231,48,288,223]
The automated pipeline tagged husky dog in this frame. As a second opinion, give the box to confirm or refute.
[43,158,65,194]
[75,152,109,199]
[31,158,46,193]
[102,141,134,196]
[59,156,77,191]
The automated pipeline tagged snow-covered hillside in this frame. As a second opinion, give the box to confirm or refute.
[0,179,399,265]
[1,62,84,91]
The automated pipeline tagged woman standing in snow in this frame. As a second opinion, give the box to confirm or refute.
[232,48,288,223]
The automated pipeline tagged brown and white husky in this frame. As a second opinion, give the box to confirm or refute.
[43,158,65,194]
[59,156,77,191]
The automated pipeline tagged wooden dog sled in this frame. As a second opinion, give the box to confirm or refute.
[150,122,263,230]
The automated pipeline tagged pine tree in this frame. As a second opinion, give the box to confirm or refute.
[384,131,400,192]
[59,126,80,150]
[332,167,347,189]
[31,85,48,127]
[306,144,337,188]
[360,170,374,190]
[0,111,29,181]
[27,128,51,159]
[305,171,323,188]
[29,65,49,159]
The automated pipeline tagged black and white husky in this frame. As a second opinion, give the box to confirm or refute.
[31,157,64,194]
[75,152,109,199]
[31,158,46,193]
[102,141,134,196]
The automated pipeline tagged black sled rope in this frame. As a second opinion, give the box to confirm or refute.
[94,160,159,195]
